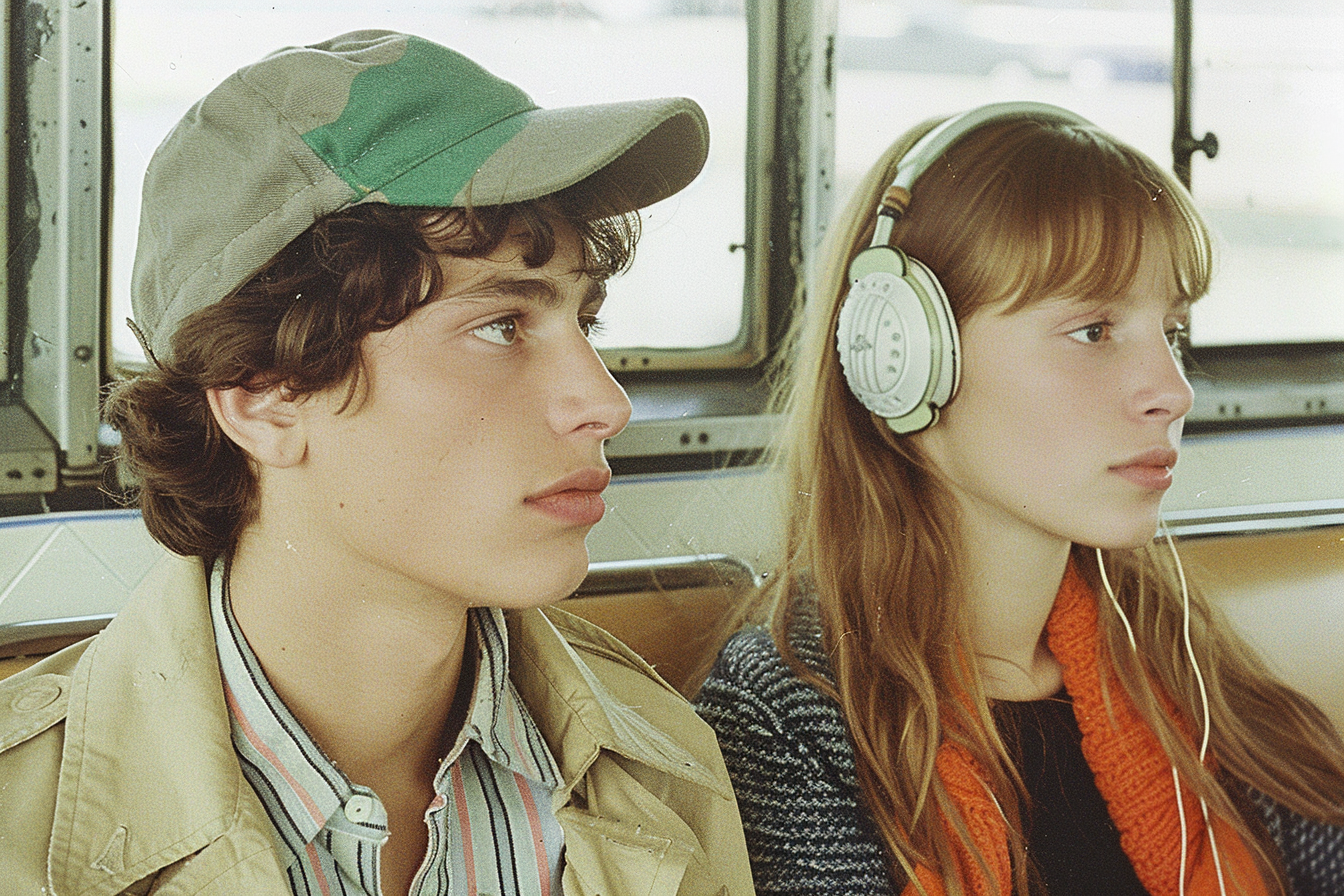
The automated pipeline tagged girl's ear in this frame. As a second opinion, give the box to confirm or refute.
[207,383,306,469]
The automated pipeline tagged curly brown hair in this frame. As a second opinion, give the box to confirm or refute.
[105,197,638,563]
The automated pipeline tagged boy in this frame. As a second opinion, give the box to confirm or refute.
[0,30,754,896]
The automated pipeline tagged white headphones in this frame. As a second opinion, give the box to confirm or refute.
[836,102,1094,434]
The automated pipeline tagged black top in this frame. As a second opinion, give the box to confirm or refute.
[993,693,1147,895]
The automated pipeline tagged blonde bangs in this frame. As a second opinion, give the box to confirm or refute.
[894,118,1214,317]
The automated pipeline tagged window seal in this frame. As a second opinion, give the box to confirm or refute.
[1185,342,1344,431]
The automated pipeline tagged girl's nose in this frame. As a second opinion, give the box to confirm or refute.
[1136,334,1195,423]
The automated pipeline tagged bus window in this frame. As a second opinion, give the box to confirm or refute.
[109,0,755,372]
[834,0,1177,225]
[833,0,1344,426]
[1188,0,1343,347]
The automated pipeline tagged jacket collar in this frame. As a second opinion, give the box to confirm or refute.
[507,606,734,896]
[47,556,729,896]
[507,605,729,799]
[48,553,287,896]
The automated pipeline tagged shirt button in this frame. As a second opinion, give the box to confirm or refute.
[344,794,375,823]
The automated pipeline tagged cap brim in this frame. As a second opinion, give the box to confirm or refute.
[380,96,709,217]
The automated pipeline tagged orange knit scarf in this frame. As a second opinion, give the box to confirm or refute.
[901,562,1270,896]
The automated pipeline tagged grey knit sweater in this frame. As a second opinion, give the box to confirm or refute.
[695,622,1344,896]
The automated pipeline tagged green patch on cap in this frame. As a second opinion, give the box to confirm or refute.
[301,36,536,203]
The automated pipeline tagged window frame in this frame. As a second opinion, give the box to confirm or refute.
[1,0,1341,506]
[1,0,107,508]
[1171,0,1344,431]
[606,0,836,471]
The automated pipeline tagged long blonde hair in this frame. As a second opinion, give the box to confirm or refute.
[763,113,1344,894]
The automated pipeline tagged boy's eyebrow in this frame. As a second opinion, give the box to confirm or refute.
[463,274,606,309]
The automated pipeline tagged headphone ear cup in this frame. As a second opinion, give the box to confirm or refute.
[903,253,961,410]
[836,246,960,434]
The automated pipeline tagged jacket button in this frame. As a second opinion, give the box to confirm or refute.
[12,681,62,712]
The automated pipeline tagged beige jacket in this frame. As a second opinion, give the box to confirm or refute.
[0,554,755,896]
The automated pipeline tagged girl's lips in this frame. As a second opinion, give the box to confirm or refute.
[1109,448,1177,491]
[526,490,608,526]
[1110,463,1174,491]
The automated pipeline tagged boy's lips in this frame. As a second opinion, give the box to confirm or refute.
[525,468,612,525]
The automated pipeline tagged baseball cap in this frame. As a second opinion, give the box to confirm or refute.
[129,29,710,364]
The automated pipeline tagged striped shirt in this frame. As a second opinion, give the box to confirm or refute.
[209,564,566,896]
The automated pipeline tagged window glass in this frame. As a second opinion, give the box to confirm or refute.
[110,0,748,364]
[1188,0,1343,345]
[834,0,1343,347]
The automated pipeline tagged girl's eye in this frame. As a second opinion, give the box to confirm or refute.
[1067,321,1111,344]
[472,317,517,346]
[1165,322,1188,351]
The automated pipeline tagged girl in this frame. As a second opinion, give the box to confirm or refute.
[695,103,1344,896]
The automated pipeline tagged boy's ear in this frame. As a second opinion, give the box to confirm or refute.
[207,383,306,469]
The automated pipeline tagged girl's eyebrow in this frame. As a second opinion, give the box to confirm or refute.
[1036,291,1192,318]
[578,278,608,311]
[1029,294,1109,321]
[1168,297,1193,317]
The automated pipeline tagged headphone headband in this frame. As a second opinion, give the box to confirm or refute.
[871,101,1094,247]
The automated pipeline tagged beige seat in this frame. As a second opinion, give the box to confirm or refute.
[1181,524,1344,734]
[0,613,114,680]
[0,554,759,699]
[561,553,758,697]
[8,534,1336,729]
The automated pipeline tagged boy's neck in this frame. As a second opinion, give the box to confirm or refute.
[224,522,472,792]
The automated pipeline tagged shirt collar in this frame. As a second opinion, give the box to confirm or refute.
[445,604,563,790]
[208,563,561,873]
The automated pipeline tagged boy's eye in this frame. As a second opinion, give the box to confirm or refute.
[473,317,517,346]
[1067,321,1111,344]
[1165,322,1188,351]
[579,314,604,339]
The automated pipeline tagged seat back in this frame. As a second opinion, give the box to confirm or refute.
[0,554,759,698]
[0,614,112,680]
[11,531,1334,730]
[1181,524,1344,734]
[562,554,758,697]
